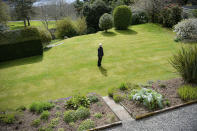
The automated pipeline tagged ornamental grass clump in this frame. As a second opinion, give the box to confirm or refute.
[170,46,197,83]
[130,88,164,110]
[178,85,197,101]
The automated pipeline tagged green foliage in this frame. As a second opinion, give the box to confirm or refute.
[130,88,164,110]
[16,105,26,112]
[87,95,99,103]
[99,13,113,32]
[94,113,102,119]
[77,119,95,131]
[65,95,90,110]
[76,17,87,35]
[40,111,50,120]
[63,110,77,123]
[113,94,123,103]
[29,101,54,114]
[164,99,170,107]
[55,18,77,38]
[178,85,197,101]
[118,83,128,91]
[170,46,197,83]
[49,117,59,128]
[108,87,116,98]
[31,118,41,127]
[75,107,90,120]
[161,5,182,28]
[131,10,148,25]
[58,128,64,131]
[107,114,116,123]
[37,27,52,45]
[0,113,15,124]
[192,9,197,18]
[0,0,10,24]
[82,0,110,32]
[113,5,132,30]
[55,111,61,117]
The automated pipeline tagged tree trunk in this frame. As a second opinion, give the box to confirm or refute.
[27,17,30,26]
[24,19,27,27]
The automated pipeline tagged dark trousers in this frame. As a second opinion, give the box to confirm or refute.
[98,56,103,67]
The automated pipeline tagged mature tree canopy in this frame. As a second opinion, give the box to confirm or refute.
[0,0,10,24]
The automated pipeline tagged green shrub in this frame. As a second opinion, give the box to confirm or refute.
[113,94,123,103]
[40,111,50,120]
[161,5,182,28]
[75,107,90,120]
[37,27,52,46]
[77,119,95,131]
[118,83,128,91]
[55,111,61,117]
[0,114,15,124]
[170,46,197,83]
[0,40,43,62]
[131,10,148,25]
[55,18,77,38]
[94,113,102,119]
[65,95,90,110]
[31,118,41,127]
[192,9,197,18]
[87,95,99,103]
[113,5,132,30]
[58,128,64,131]
[108,87,116,98]
[49,117,59,128]
[63,110,77,123]
[29,101,54,114]
[178,85,197,101]
[76,17,87,35]
[16,105,26,112]
[99,13,113,32]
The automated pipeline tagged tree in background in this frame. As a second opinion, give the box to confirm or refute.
[9,0,36,27]
[99,13,113,32]
[0,0,10,24]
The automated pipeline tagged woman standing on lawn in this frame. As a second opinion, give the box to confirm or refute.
[98,43,104,67]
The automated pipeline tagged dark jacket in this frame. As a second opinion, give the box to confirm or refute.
[98,47,104,57]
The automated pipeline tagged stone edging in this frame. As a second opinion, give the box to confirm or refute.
[88,121,122,131]
[120,100,197,120]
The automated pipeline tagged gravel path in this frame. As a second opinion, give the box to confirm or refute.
[103,104,197,131]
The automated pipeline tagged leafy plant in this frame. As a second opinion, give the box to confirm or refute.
[29,101,54,114]
[178,85,197,101]
[94,113,102,119]
[65,95,90,110]
[99,13,113,32]
[76,17,87,35]
[108,87,116,98]
[170,46,197,83]
[113,5,132,30]
[130,88,164,110]
[131,10,148,25]
[77,119,95,131]
[87,95,99,103]
[0,113,15,124]
[16,105,26,112]
[75,107,90,120]
[49,117,59,128]
[58,128,64,131]
[55,111,61,117]
[63,110,77,123]
[113,94,123,103]
[118,83,128,91]
[40,111,50,120]
[31,118,41,127]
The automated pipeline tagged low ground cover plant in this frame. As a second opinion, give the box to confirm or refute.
[0,113,15,124]
[94,113,102,119]
[178,85,197,101]
[31,118,41,127]
[40,111,50,120]
[65,95,90,110]
[87,94,99,103]
[77,119,95,131]
[63,110,77,123]
[118,83,128,91]
[29,101,54,114]
[75,107,90,120]
[113,94,123,103]
[130,88,164,110]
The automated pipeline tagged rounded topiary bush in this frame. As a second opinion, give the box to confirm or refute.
[55,18,77,38]
[170,46,197,83]
[99,13,113,32]
[113,5,132,30]
[174,18,197,42]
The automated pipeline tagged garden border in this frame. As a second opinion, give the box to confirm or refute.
[120,100,197,120]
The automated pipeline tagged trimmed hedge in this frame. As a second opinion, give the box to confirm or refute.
[0,40,43,62]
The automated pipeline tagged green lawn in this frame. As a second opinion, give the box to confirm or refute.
[0,23,186,110]
[8,21,56,30]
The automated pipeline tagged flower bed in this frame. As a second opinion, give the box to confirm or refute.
[0,94,121,131]
[109,78,197,119]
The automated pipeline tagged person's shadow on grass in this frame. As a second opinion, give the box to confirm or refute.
[99,66,108,77]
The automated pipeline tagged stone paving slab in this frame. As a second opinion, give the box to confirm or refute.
[103,96,133,121]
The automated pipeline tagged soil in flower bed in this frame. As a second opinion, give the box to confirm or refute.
[120,78,195,118]
[0,94,119,131]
